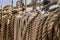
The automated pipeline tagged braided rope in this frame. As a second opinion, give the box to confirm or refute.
[23,12,40,40]
[1,15,7,40]
[36,14,49,40]
[0,7,60,40]
[6,15,14,40]
[47,8,60,40]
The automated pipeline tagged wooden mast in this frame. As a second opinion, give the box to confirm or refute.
[25,0,27,10]
[32,0,37,10]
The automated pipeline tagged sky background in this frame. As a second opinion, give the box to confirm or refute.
[0,0,41,11]
[0,0,32,6]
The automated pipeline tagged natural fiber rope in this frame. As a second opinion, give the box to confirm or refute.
[1,14,14,40]
[0,7,60,40]
[31,12,41,40]
[35,7,60,40]
[47,8,60,40]
[42,8,60,40]
[6,15,13,40]
[23,12,40,40]
[1,15,8,40]
[14,14,22,40]
[36,14,49,40]
[10,15,15,40]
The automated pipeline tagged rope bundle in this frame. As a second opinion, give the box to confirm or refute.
[0,14,13,40]
[36,8,60,40]
[0,7,60,40]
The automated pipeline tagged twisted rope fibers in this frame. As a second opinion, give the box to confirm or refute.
[0,8,60,40]
[23,12,40,40]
